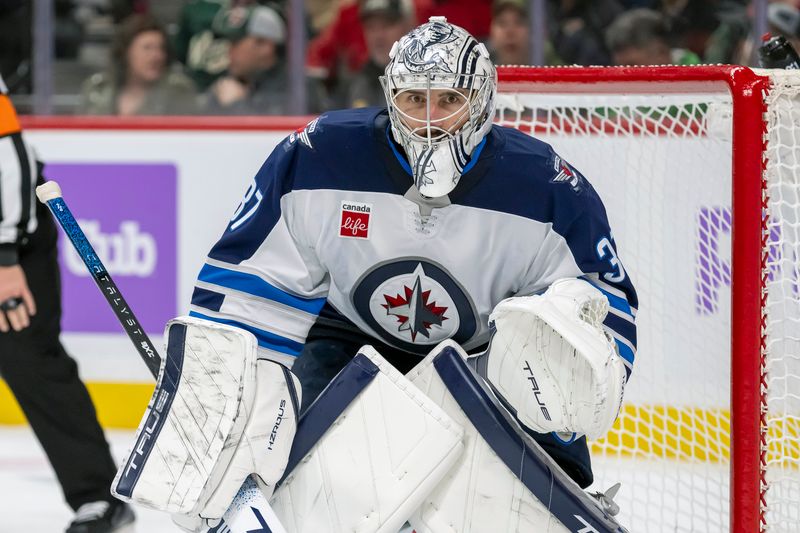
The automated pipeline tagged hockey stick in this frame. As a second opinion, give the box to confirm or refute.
[36,182,161,378]
[36,181,286,533]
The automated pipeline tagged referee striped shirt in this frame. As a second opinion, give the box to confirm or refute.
[0,75,39,266]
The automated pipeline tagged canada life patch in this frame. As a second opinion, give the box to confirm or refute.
[339,201,371,239]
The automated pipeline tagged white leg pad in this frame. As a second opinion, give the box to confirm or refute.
[269,346,464,533]
[406,340,627,533]
[113,316,300,525]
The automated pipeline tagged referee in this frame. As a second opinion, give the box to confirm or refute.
[0,77,134,532]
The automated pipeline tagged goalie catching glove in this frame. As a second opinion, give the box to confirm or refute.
[481,278,626,440]
[111,316,300,530]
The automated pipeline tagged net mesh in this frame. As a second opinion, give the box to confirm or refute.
[493,70,798,532]
[762,70,800,531]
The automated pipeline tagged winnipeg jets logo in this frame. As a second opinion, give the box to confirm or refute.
[382,265,448,341]
[400,21,459,73]
[352,259,477,352]
[551,155,584,194]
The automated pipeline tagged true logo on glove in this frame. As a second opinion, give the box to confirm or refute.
[340,201,371,239]
[523,361,552,421]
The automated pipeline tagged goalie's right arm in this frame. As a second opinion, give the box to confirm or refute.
[189,125,329,369]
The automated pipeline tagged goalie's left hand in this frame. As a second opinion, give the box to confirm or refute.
[481,278,627,440]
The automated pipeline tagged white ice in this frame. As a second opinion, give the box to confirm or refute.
[0,426,181,532]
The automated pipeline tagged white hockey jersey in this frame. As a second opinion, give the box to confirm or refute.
[189,108,637,378]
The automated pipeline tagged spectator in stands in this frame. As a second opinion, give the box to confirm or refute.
[415,0,493,40]
[78,14,198,115]
[663,0,722,60]
[605,8,701,66]
[489,0,561,66]
[201,4,288,114]
[348,0,414,108]
[306,0,370,112]
[0,1,32,94]
[174,0,233,91]
[550,0,623,65]
[703,0,749,64]
[173,0,266,91]
[307,0,341,37]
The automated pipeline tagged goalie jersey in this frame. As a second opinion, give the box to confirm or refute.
[190,107,638,380]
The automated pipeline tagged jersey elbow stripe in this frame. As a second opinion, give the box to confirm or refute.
[194,280,318,330]
[607,305,635,325]
[607,330,636,366]
[188,310,303,356]
[612,339,634,380]
[191,287,225,312]
[603,312,637,348]
[198,263,326,315]
[590,283,634,319]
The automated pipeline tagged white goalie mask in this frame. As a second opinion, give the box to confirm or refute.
[380,16,497,198]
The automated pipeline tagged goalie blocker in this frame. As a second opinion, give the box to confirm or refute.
[111,316,300,530]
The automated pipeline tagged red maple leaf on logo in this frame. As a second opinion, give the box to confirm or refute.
[382,278,448,341]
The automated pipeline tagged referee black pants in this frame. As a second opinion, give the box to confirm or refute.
[0,211,118,510]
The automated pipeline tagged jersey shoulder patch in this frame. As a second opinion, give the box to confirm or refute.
[285,117,322,149]
[283,107,383,153]
[548,153,587,195]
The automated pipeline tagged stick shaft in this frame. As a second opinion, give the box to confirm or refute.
[43,196,161,378]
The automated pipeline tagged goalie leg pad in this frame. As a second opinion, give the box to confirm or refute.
[269,346,464,533]
[112,316,300,522]
[406,340,628,533]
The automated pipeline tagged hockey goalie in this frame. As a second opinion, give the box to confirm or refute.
[110,15,637,533]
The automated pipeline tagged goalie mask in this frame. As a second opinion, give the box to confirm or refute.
[381,16,497,198]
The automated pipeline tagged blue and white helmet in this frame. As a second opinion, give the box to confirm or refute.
[381,16,497,198]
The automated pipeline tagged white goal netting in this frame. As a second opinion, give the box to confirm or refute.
[495,67,800,533]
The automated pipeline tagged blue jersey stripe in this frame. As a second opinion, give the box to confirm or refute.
[614,338,635,366]
[198,264,326,315]
[188,311,303,356]
[604,312,637,348]
[587,281,633,318]
[191,286,225,312]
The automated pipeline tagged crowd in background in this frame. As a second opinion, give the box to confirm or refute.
[1,0,799,115]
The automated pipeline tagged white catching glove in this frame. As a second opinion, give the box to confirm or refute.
[483,278,627,440]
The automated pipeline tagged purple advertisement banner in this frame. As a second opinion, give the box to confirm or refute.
[45,163,177,334]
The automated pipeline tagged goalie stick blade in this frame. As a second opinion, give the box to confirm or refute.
[206,477,287,533]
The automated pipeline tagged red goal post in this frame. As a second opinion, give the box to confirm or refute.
[492,65,798,533]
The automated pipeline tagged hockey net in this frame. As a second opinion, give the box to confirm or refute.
[494,66,800,533]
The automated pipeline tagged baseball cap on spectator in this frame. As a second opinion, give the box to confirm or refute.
[492,0,528,16]
[213,5,286,44]
[768,3,800,38]
[359,0,412,22]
